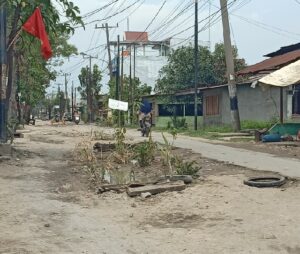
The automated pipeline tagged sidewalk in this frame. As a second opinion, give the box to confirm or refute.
[128,129,300,178]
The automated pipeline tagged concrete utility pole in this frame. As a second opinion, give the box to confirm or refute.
[64,73,70,114]
[129,45,133,124]
[95,23,118,80]
[121,46,124,97]
[133,45,136,79]
[116,35,120,101]
[71,81,74,119]
[0,5,7,142]
[219,0,241,131]
[194,0,199,131]
[81,53,97,123]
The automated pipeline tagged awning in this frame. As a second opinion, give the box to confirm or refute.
[259,59,300,87]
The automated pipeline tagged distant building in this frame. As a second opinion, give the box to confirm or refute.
[110,31,170,92]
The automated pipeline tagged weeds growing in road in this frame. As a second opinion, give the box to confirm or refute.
[134,134,157,167]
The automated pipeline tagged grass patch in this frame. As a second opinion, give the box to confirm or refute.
[241,120,277,130]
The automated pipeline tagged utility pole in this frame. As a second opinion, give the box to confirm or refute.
[116,35,121,127]
[64,73,70,114]
[71,81,74,120]
[220,0,241,131]
[56,83,63,119]
[132,44,136,123]
[81,53,97,123]
[194,0,199,131]
[121,46,124,97]
[208,0,211,51]
[0,5,7,142]
[74,87,77,108]
[129,45,133,124]
[95,23,118,80]
[133,45,136,79]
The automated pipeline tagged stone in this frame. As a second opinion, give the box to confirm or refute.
[141,192,152,199]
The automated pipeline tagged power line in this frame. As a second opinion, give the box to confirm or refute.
[151,1,194,40]
[134,0,167,42]
[170,0,237,48]
[116,0,146,24]
[81,0,120,19]
[153,0,210,41]
[76,0,142,28]
[232,13,300,39]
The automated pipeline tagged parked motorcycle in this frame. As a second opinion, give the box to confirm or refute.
[74,115,80,125]
[54,114,60,123]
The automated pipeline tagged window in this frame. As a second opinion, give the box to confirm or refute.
[205,95,219,116]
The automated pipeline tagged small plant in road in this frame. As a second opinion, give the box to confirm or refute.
[111,128,132,164]
[134,134,157,167]
[174,157,200,175]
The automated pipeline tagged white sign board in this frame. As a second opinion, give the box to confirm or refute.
[108,98,128,111]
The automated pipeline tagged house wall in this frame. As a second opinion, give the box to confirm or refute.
[203,84,289,126]
[238,84,288,122]
[202,88,228,126]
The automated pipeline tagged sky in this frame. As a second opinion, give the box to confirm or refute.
[50,0,300,94]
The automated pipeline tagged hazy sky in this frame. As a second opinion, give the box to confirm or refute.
[51,0,300,93]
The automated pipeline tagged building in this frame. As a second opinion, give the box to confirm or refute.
[110,31,170,91]
[144,43,300,128]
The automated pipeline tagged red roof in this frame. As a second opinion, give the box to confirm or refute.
[238,49,300,75]
[124,31,148,42]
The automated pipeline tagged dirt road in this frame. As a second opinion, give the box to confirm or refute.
[1,122,300,254]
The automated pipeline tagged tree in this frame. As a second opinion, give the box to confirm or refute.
[108,76,152,124]
[78,64,103,117]
[155,43,246,94]
[3,0,83,125]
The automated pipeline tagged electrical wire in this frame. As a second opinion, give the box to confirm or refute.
[151,1,194,40]
[134,0,167,42]
[76,0,142,28]
[81,0,120,19]
[170,0,237,48]
[153,0,210,41]
[232,13,300,39]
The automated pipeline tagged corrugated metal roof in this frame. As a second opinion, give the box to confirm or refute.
[238,49,300,75]
[259,59,300,87]
[264,43,300,57]
[124,31,148,42]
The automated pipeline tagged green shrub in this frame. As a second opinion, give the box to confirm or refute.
[167,116,187,129]
[134,134,156,167]
[174,157,200,175]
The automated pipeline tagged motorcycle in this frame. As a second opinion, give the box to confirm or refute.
[141,115,151,137]
[54,114,60,123]
[74,115,80,125]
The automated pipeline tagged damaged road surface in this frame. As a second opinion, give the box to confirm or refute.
[1,121,300,254]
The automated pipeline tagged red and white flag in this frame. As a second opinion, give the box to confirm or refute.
[22,8,52,60]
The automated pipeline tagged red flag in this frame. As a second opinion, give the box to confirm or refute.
[22,8,52,60]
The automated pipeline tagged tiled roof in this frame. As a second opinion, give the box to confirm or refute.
[238,49,300,75]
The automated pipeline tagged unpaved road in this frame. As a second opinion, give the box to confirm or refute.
[1,121,300,254]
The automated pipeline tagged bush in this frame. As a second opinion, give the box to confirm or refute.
[174,157,200,175]
[167,116,187,129]
[134,135,156,167]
